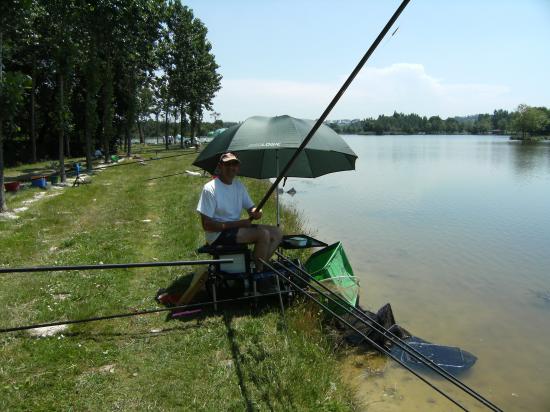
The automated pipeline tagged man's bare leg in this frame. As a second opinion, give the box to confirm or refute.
[236,226,271,272]
[258,225,283,260]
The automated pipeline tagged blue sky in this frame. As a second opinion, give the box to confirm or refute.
[183,0,550,121]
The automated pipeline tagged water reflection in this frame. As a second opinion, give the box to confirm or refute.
[282,135,550,412]
[509,141,550,176]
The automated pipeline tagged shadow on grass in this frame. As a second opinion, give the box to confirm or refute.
[218,309,297,411]
[223,312,255,412]
[158,273,296,410]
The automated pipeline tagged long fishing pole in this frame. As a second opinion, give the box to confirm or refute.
[0,259,231,275]
[16,151,198,183]
[254,0,411,211]
[146,170,205,181]
[273,254,503,412]
[0,290,287,334]
[261,259,469,412]
[146,171,187,181]
[92,150,196,171]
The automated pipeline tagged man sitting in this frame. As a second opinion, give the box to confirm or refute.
[196,152,282,273]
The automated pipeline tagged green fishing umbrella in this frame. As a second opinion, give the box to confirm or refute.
[193,115,358,179]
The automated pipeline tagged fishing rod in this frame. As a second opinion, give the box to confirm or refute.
[0,290,287,334]
[254,0,411,211]
[273,253,503,412]
[0,259,231,275]
[145,170,205,181]
[146,171,188,181]
[16,151,197,183]
[261,259,470,412]
[92,150,197,171]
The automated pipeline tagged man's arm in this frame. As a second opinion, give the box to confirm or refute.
[200,214,251,232]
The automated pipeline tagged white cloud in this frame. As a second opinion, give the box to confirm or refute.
[211,63,515,122]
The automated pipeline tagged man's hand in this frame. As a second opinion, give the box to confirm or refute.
[249,207,262,221]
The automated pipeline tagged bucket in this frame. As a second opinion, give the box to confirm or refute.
[31,176,47,189]
[50,175,59,185]
[4,181,20,192]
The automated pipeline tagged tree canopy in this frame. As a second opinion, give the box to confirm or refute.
[0,0,221,169]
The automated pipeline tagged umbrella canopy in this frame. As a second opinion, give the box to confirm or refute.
[193,115,357,179]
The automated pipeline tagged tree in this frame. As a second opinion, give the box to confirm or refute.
[445,117,459,134]
[136,82,154,144]
[473,114,491,134]
[512,104,548,139]
[14,1,44,163]
[155,74,172,149]
[428,116,444,134]
[163,1,195,147]
[492,109,510,133]
[114,0,163,156]
[1,0,32,212]
[0,73,30,212]
[41,0,80,183]
[160,2,220,144]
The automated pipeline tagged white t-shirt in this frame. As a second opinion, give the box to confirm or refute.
[196,178,254,244]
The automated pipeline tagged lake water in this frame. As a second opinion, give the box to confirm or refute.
[281,135,550,411]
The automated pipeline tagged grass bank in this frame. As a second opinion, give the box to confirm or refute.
[0,149,357,411]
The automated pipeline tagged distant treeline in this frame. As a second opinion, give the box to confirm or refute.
[328,105,550,139]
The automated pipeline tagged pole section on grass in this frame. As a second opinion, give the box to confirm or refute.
[0,259,232,275]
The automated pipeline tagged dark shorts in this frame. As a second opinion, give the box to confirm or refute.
[211,225,257,246]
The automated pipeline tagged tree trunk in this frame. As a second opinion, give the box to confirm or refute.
[0,116,7,212]
[164,109,169,150]
[125,74,136,157]
[0,34,4,211]
[84,90,93,173]
[180,105,185,148]
[155,112,159,144]
[173,109,178,143]
[30,59,37,163]
[196,109,203,137]
[125,124,131,157]
[101,64,113,163]
[190,113,196,139]
[137,120,144,145]
[65,130,71,159]
[58,72,66,183]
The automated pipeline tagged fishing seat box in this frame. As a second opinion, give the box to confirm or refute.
[197,234,327,275]
[197,243,251,275]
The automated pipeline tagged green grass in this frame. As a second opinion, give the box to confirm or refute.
[0,149,357,411]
